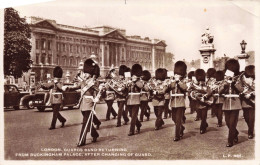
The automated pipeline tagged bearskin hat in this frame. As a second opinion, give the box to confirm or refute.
[174,61,187,76]
[119,65,128,76]
[215,70,224,81]
[188,71,195,79]
[142,70,151,81]
[83,59,95,75]
[131,64,143,77]
[53,66,63,78]
[195,69,206,82]
[93,64,100,78]
[225,59,240,76]
[245,65,255,79]
[207,68,216,78]
[155,68,166,81]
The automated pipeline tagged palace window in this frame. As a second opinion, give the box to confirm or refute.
[36,40,39,49]
[57,55,60,65]
[36,54,39,64]
[63,43,66,52]
[41,54,46,64]
[70,45,73,53]
[57,43,60,51]
[48,41,51,50]
[41,40,46,49]
[48,55,52,64]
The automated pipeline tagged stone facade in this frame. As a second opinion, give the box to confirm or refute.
[27,16,167,82]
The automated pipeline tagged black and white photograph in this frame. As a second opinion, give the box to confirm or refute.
[1,0,259,164]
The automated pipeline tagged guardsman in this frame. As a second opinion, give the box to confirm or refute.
[187,71,196,115]
[206,68,217,117]
[41,66,67,130]
[191,69,214,134]
[151,68,168,130]
[68,59,102,146]
[115,65,130,126]
[219,59,243,147]
[211,70,225,127]
[169,61,187,141]
[237,65,255,139]
[163,70,172,119]
[127,64,143,136]
[104,68,118,121]
[140,70,151,122]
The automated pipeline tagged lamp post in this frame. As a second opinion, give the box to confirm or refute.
[238,40,249,72]
[240,40,247,54]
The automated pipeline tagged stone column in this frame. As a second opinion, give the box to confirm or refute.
[101,41,105,67]
[152,45,156,73]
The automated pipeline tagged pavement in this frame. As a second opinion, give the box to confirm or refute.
[4,102,255,160]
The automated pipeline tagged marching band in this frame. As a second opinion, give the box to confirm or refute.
[39,58,255,148]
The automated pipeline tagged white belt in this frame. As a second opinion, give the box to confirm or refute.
[140,91,148,94]
[214,94,220,96]
[171,93,184,97]
[129,93,140,95]
[224,94,239,98]
[84,96,94,99]
[52,92,62,95]
[106,91,115,93]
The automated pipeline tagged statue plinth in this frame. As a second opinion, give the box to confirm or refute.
[199,44,216,71]
[237,53,249,72]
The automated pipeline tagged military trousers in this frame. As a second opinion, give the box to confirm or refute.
[224,110,239,144]
[51,104,66,128]
[243,107,255,136]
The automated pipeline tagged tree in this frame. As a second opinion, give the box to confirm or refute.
[4,7,32,78]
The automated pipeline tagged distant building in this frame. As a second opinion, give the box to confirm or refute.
[26,16,167,82]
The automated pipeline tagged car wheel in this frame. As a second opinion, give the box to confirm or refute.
[13,106,20,110]
[26,100,34,109]
[37,106,45,112]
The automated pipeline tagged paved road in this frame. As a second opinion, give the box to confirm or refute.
[4,103,254,160]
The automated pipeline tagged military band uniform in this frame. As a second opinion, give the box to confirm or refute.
[219,59,243,147]
[104,84,117,120]
[140,70,152,122]
[236,65,255,139]
[169,61,187,141]
[41,66,66,130]
[127,64,143,136]
[206,68,217,117]
[211,71,225,127]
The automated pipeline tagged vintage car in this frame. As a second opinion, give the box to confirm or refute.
[33,83,81,112]
[4,84,35,110]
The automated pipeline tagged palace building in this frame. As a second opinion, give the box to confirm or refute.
[26,16,167,82]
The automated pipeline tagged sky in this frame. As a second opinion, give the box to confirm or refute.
[3,0,260,62]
